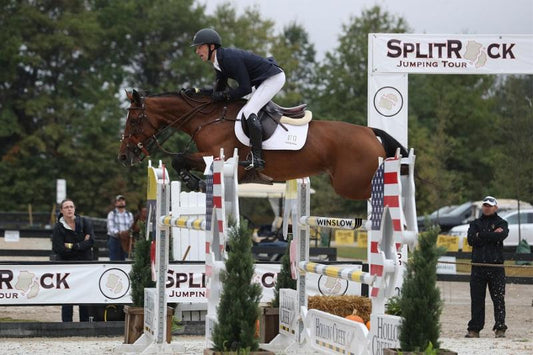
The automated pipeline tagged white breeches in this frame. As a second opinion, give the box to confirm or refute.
[240,71,286,119]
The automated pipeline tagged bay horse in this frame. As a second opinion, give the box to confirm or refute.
[118,89,407,200]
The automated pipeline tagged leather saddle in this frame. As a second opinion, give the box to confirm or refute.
[241,101,308,140]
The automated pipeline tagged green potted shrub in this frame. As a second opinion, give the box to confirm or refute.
[207,219,272,354]
[385,227,456,354]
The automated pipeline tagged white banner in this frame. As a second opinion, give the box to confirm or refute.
[0,263,364,305]
[0,263,132,305]
[370,34,533,74]
[437,256,457,275]
[367,72,408,147]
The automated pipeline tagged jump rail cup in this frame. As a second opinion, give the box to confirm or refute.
[267,149,417,355]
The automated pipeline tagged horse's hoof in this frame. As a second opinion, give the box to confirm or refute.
[257,172,272,183]
[240,170,273,185]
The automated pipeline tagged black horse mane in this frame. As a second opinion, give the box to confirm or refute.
[143,91,181,98]
[143,90,213,100]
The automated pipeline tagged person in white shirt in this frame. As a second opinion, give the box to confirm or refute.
[106,195,134,260]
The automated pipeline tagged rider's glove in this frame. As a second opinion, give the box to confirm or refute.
[212,91,230,102]
[184,87,199,96]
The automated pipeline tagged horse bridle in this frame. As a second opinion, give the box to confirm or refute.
[121,97,155,159]
[121,91,214,160]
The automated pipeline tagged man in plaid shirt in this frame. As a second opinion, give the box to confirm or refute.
[106,195,134,260]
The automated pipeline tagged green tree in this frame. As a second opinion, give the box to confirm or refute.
[306,6,409,218]
[399,227,444,351]
[210,3,275,56]
[409,74,497,214]
[212,219,262,352]
[129,236,155,307]
[492,75,533,204]
[0,1,127,214]
[310,6,409,123]
[271,22,317,107]
[0,1,208,215]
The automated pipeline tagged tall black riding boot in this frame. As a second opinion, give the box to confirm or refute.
[243,113,265,171]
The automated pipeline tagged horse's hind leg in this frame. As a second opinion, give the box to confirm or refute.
[171,153,207,191]
[329,162,374,200]
[330,175,372,200]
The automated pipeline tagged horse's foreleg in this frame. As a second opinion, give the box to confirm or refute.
[171,153,207,191]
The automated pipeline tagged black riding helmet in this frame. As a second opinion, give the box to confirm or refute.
[191,28,222,47]
[191,28,221,62]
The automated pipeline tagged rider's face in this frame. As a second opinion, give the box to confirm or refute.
[195,44,211,62]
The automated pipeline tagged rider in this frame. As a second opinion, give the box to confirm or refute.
[190,28,286,171]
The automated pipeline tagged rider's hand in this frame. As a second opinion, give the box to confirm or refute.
[184,87,199,96]
[212,91,229,102]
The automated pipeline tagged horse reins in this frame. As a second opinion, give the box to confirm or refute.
[124,91,227,158]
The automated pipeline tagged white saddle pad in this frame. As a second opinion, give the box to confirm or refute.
[234,117,309,150]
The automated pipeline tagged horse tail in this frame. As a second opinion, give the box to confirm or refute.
[371,127,409,158]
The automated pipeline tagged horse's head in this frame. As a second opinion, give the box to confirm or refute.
[118,89,217,166]
[118,89,158,166]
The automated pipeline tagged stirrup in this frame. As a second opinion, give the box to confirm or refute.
[239,159,264,171]
[239,152,264,171]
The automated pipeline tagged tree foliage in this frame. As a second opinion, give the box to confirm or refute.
[409,74,498,214]
[1,1,531,223]
[129,236,155,307]
[310,6,409,124]
[398,227,444,351]
[212,219,262,352]
[272,22,317,106]
[491,75,533,204]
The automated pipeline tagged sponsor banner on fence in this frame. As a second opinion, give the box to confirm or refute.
[437,256,457,275]
[335,230,355,245]
[370,34,533,74]
[370,313,402,355]
[0,263,364,305]
[437,234,460,252]
[0,263,132,304]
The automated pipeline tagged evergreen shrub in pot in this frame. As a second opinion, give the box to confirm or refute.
[385,227,456,354]
[207,219,273,354]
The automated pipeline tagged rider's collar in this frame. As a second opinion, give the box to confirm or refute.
[213,53,221,71]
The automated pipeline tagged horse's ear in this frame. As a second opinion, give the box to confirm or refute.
[132,89,142,106]
[126,90,133,101]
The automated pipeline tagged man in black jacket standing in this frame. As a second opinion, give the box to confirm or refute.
[465,196,508,338]
[190,28,285,171]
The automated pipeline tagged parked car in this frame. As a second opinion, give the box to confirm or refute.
[418,199,532,233]
[418,202,474,232]
[448,208,533,249]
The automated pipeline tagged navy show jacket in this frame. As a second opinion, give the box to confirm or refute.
[214,47,283,100]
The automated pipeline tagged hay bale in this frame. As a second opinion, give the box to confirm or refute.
[307,295,372,322]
